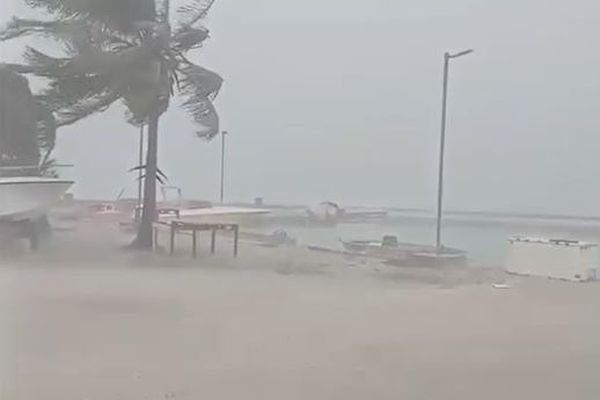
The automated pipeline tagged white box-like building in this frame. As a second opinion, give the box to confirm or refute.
[507,236,598,282]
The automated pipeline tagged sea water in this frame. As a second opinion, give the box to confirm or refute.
[268,217,600,267]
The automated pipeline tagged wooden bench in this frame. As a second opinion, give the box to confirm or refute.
[153,220,239,258]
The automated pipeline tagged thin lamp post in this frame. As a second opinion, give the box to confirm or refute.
[220,130,228,204]
[137,123,145,213]
[436,49,474,252]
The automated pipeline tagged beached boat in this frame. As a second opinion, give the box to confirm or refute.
[343,208,389,222]
[341,235,467,264]
[0,176,74,222]
[152,186,271,225]
[307,201,388,224]
[236,230,297,247]
[157,205,271,225]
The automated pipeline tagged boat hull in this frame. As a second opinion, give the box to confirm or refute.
[158,207,271,226]
[0,178,74,222]
[341,239,467,265]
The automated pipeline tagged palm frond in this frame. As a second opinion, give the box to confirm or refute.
[23,47,70,76]
[38,157,59,177]
[25,0,158,31]
[131,165,169,181]
[54,90,121,126]
[0,17,83,41]
[179,63,222,99]
[0,63,38,74]
[138,174,167,184]
[28,38,160,80]
[22,45,131,80]
[178,64,221,139]
[181,93,219,139]
[175,0,217,32]
[24,0,87,17]
[36,74,111,114]
[135,173,168,185]
[35,101,57,154]
[0,67,40,167]
[172,26,209,51]
[156,167,168,181]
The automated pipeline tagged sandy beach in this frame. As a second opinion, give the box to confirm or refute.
[1,227,599,400]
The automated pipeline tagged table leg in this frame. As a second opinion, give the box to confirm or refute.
[153,227,158,251]
[234,225,239,257]
[211,229,216,254]
[192,230,197,258]
[170,223,176,255]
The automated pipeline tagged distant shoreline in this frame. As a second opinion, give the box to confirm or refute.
[64,197,600,228]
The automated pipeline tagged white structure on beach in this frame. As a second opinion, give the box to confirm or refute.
[0,176,73,222]
[507,236,598,282]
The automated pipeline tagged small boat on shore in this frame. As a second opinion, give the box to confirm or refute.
[0,176,73,222]
[341,235,467,265]
[237,229,297,247]
[155,187,271,225]
[307,201,388,225]
[159,206,271,225]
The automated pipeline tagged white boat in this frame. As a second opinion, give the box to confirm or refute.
[307,201,388,224]
[0,176,74,222]
[341,235,467,265]
[155,186,271,224]
[159,206,271,225]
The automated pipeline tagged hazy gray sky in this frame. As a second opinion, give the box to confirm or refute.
[2,0,600,214]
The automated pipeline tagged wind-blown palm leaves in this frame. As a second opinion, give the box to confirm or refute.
[1,0,223,247]
[1,1,222,134]
[0,66,39,168]
[35,100,57,167]
[129,164,169,185]
[23,0,157,31]
[0,66,57,174]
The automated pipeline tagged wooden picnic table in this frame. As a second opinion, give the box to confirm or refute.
[153,220,239,258]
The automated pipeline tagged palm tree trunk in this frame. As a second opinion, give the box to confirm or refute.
[133,110,160,249]
[132,1,170,250]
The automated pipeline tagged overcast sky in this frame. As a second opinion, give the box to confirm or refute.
[2,0,600,215]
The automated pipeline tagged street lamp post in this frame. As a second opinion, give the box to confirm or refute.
[136,123,145,222]
[219,130,228,204]
[436,49,473,252]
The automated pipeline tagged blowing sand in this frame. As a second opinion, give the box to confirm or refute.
[1,227,599,399]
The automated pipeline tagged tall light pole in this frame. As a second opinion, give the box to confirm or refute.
[436,49,473,252]
[219,130,228,204]
[137,123,145,221]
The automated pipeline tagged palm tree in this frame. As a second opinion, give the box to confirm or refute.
[0,0,222,248]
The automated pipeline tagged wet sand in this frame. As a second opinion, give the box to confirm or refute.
[1,228,599,399]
